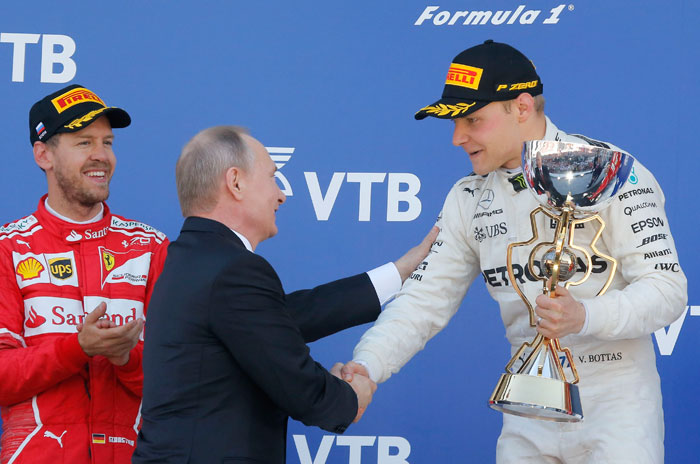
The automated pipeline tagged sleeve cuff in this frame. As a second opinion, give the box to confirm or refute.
[366,262,402,307]
[353,350,384,383]
[576,300,590,336]
[114,347,142,373]
[56,333,90,371]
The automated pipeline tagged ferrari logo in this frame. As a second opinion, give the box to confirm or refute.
[102,250,115,271]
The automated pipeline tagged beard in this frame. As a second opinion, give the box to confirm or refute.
[53,162,112,209]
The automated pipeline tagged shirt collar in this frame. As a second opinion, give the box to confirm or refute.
[44,198,104,224]
[231,229,253,252]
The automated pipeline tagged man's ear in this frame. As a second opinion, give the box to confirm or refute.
[514,92,536,122]
[33,141,52,171]
[225,166,245,200]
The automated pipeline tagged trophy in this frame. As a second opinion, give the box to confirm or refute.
[488,140,634,422]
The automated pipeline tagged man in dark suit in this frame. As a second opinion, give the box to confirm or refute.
[132,126,435,463]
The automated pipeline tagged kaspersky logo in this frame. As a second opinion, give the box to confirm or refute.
[414,4,572,26]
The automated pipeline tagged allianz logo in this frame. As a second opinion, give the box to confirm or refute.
[268,147,421,222]
[414,4,572,26]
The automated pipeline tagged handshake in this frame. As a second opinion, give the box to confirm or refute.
[331,361,376,423]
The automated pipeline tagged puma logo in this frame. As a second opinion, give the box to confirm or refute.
[43,430,67,448]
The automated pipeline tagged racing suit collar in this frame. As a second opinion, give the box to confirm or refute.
[35,194,112,244]
[543,115,561,142]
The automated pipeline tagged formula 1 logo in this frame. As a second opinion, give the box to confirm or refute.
[414,4,571,26]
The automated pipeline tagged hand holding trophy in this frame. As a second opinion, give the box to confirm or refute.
[488,140,633,422]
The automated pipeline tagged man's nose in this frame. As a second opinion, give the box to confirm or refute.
[452,122,470,146]
[90,142,110,161]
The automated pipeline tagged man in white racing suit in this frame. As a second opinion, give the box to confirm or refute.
[342,40,687,463]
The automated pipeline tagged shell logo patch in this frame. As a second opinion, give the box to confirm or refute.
[16,257,45,280]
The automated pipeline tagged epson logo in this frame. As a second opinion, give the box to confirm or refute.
[414,4,570,27]
[630,216,664,234]
[0,33,76,82]
[293,435,411,464]
[267,147,422,222]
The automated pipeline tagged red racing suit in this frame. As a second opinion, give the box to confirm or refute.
[0,196,168,464]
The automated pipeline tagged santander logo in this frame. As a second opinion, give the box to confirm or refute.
[25,306,47,328]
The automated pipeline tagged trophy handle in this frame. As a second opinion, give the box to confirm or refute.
[505,333,545,374]
[552,338,580,385]
[506,206,546,327]
[567,214,617,296]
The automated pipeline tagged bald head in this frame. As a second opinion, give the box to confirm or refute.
[175,126,255,216]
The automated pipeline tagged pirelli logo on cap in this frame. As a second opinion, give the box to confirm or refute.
[51,87,105,113]
[445,63,483,90]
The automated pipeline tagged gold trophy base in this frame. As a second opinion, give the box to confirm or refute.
[488,373,583,423]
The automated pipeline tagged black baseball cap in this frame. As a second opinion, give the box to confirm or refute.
[29,84,131,146]
[415,40,543,120]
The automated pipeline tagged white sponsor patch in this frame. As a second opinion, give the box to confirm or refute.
[0,215,38,235]
[110,217,166,242]
[13,251,79,288]
[99,248,152,289]
[24,297,83,336]
[23,296,144,337]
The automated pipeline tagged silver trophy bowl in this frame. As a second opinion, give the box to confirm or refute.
[522,140,634,214]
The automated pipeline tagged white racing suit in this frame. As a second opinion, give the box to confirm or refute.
[353,117,687,463]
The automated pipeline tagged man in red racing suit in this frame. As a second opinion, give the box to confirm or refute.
[0,84,168,464]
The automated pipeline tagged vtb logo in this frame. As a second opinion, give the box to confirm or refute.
[268,146,295,196]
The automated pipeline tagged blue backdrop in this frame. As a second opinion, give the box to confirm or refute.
[1,1,698,462]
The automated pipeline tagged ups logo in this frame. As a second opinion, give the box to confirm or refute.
[49,257,73,280]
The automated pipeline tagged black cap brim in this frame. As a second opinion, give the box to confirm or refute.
[415,98,491,120]
[56,106,131,134]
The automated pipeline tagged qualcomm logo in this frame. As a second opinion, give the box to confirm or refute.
[414,4,573,26]
[267,147,422,222]
[654,305,699,355]
[1,33,76,82]
[293,435,411,464]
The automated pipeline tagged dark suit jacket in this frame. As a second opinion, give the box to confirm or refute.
[132,217,380,464]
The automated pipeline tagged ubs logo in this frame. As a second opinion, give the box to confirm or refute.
[474,222,508,242]
[49,258,73,280]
